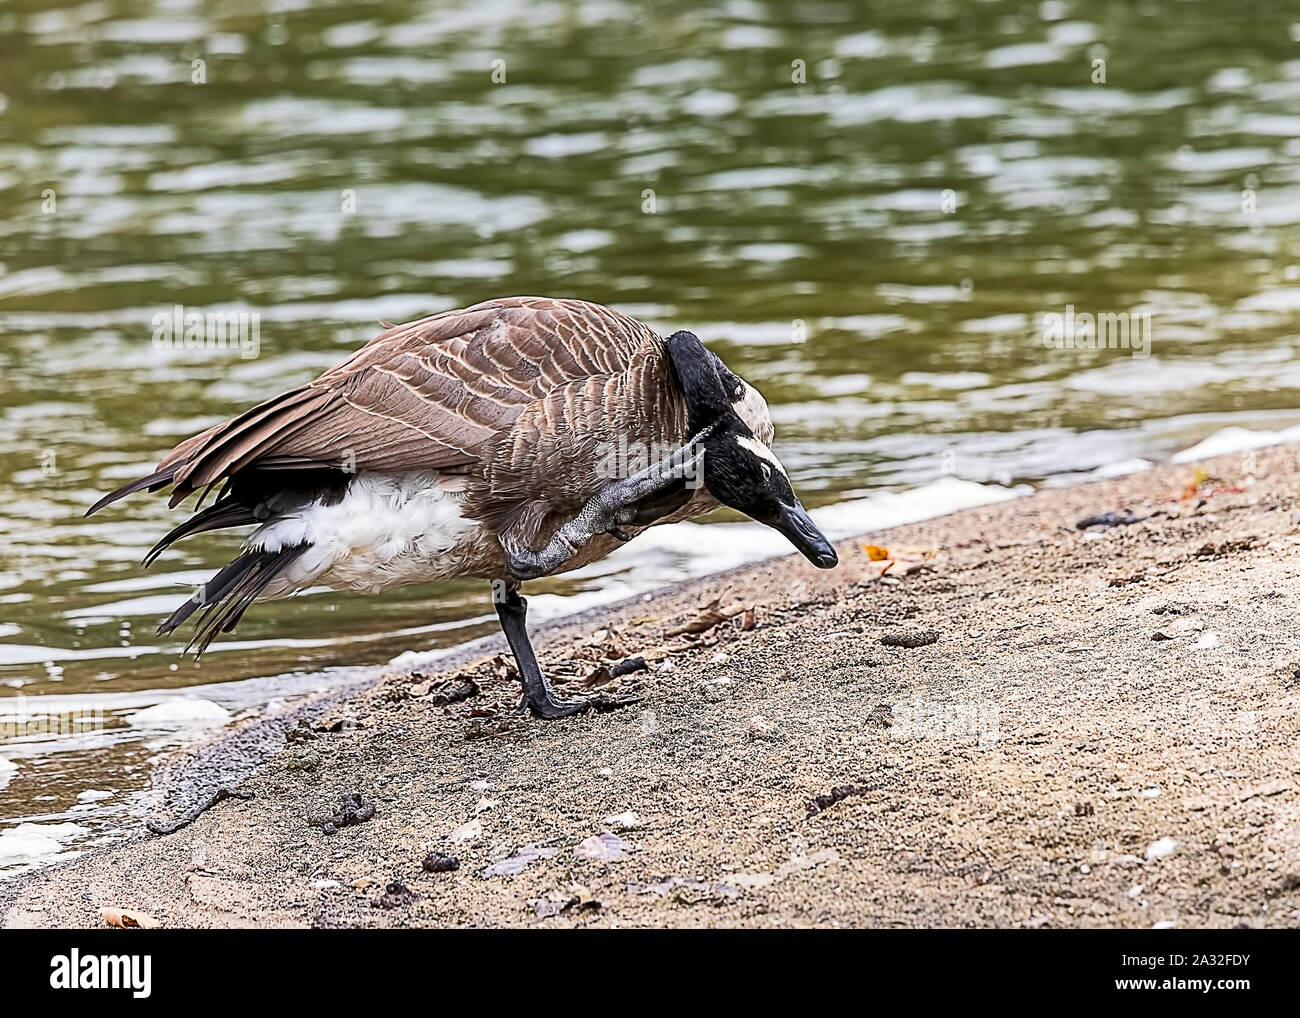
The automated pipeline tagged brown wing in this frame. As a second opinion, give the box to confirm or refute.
[471,339,690,533]
[146,297,662,501]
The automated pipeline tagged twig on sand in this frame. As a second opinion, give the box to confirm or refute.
[146,787,254,836]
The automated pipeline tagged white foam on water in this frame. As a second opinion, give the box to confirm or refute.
[1171,424,1300,463]
[1091,458,1155,478]
[0,822,90,864]
[126,697,232,729]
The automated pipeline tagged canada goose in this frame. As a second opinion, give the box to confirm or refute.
[88,297,837,719]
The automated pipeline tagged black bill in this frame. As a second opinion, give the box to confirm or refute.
[770,501,838,569]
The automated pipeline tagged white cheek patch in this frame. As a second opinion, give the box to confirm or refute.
[736,434,788,477]
[732,382,774,446]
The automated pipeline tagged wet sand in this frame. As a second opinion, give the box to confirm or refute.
[5,444,1300,929]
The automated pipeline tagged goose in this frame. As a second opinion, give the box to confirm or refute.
[88,297,837,719]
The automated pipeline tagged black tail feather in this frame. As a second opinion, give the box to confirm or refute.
[186,545,308,656]
[159,544,309,656]
[158,549,263,636]
[85,465,179,517]
[143,500,260,567]
[91,462,349,657]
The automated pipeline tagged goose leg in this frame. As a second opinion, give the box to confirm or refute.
[493,583,640,720]
[505,426,713,581]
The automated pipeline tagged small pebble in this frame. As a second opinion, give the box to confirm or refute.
[372,880,418,910]
[575,832,627,862]
[604,811,641,831]
[308,793,376,835]
[287,751,321,772]
[422,851,460,873]
[879,628,940,649]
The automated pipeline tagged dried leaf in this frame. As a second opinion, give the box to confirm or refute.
[568,883,596,907]
[665,595,747,637]
[892,544,939,558]
[862,543,891,561]
[102,907,161,929]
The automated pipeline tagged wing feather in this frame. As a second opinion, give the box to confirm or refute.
[96,297,663,509]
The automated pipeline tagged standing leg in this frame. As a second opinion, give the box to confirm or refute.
[492,581,640,720]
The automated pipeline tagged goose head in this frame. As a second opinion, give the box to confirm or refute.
[666,330,838,569]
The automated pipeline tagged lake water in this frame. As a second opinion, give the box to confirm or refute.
[3,0,1300,870]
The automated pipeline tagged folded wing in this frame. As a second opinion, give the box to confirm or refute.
[89,296,662,513]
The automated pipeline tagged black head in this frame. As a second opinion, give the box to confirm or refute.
[665,331,838,569]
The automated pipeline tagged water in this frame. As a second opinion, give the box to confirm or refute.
[3,0,1300,869]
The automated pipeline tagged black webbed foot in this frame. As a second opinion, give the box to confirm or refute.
[494,583,643,722]
[516,686,642,720]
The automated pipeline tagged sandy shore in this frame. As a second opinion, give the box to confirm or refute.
[5,443,1300,929]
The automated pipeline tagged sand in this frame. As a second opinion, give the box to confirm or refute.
[4,443,1300,929]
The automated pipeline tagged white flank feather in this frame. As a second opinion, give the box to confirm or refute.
[252,471,483,596]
